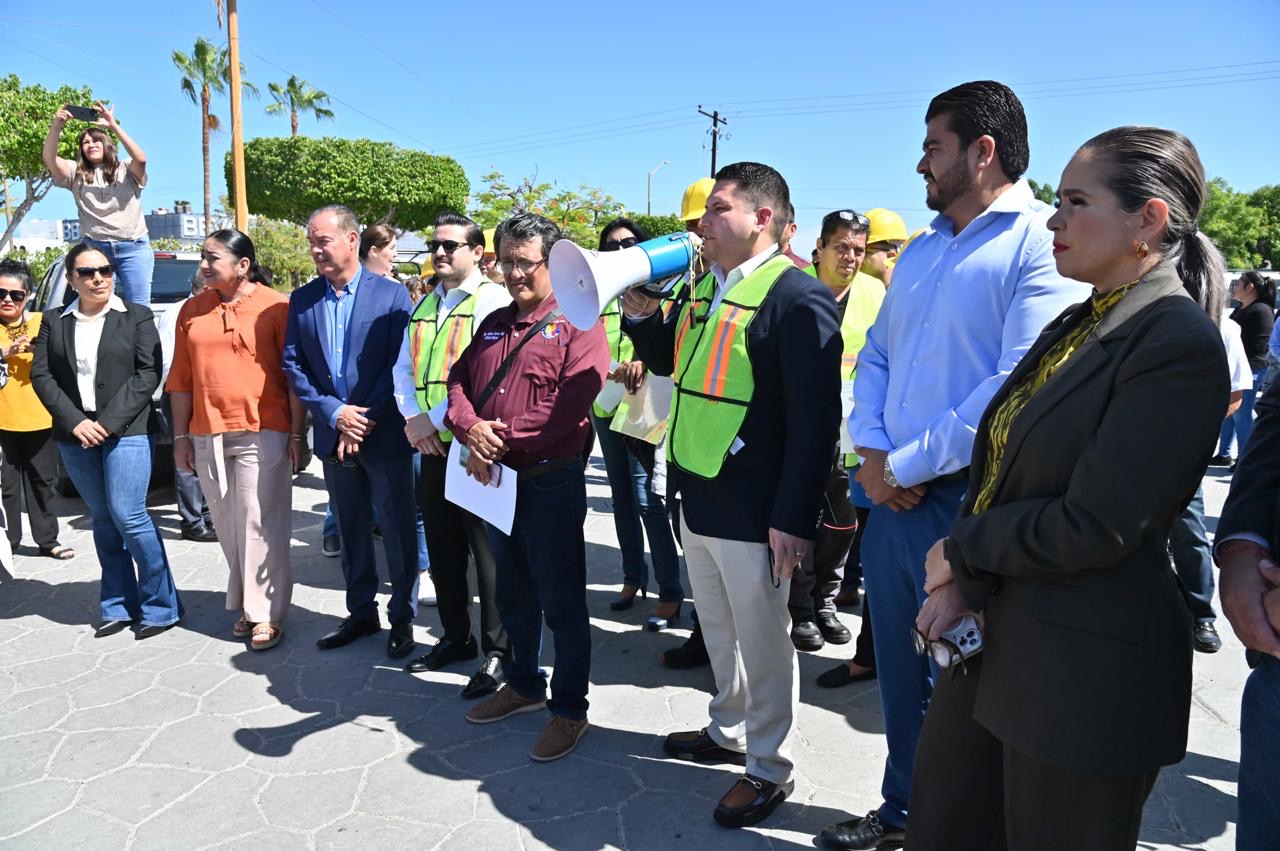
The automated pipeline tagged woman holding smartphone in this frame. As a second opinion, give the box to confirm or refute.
[43,102,154,305]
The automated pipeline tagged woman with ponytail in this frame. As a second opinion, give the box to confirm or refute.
[908,126,1230,849]
[166,229,307,650]
[1217,270,1276,464]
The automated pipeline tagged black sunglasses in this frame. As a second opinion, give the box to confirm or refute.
[428,239,473,254]
[75,265,115,279]
[601,237,639,252]
[0,289,28,303]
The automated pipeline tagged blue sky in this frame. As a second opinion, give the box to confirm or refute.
[5,0,1278,249]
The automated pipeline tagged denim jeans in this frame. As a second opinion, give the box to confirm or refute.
[81,235,153,305]
[488,461,591,720]
[591,413,682,601]
[1239,654,1280,850]
[58,435,182,626]
[1219,367,1265,458]
[322,458,429,573]
[1168,485,1216,622]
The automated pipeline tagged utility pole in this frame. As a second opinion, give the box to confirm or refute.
[697,106,728,176]
[647,160,669,215]
[227,0,249,231]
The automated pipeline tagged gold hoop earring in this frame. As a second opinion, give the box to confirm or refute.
[1136,241,1149,259]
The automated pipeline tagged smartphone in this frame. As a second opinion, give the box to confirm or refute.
[66,105,99,122]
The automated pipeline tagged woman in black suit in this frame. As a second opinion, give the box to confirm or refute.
[31,243,182,638]
[906,127,1231,850]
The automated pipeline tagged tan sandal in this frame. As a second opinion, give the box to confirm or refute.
[250,622,282,651]
[233,616,254,638]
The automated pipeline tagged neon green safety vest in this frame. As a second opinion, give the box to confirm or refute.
[592,298,636,418]
[667,254,793,479]
[408,280,502,443]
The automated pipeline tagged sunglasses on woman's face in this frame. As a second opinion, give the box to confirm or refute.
[75,265,114,279]
[601,237,639,252]
[0,289,28,303]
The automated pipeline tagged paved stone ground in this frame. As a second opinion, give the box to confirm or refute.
[0,456,1249,850]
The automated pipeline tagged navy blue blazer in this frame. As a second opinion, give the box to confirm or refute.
[282,268,412,460]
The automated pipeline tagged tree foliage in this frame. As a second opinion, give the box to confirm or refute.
[264,75,334,137]
[469,171,624,247]
[1246,184,1280,269]
[0,244,63,285]
[628,213,685,239]
[247,216,314,289]
[231,136,468,231]
[0,74,95,253]
[1201,177,1266,269]
[1027,179,1057,206]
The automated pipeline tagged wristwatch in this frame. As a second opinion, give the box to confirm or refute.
[882,457,901,489]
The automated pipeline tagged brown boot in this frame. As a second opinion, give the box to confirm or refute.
[530,715,589,762]
[465,686,546,724]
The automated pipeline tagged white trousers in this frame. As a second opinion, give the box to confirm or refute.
[681,515,799,783]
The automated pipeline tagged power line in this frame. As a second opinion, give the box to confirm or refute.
[0,14,204,38]
[697,107,728,176]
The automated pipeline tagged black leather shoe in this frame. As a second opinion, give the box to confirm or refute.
[405,636,478,672]
[461,656,504,699]
[816,612,852,644]
[662,728,747,765]
[1194,621,1222,654]
[713,774,793,828]
[663,626,710,669]
[817,661,877,688]
[316,615,381,650]
[181,525,218,543]
[94,619,133,638]
[136,622,177,640]
[387,621,415,659]
[820,811,906,850]
[791,619,824,651]
[1208,453,1232,467]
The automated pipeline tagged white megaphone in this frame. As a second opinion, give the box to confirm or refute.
[550,232,700,330]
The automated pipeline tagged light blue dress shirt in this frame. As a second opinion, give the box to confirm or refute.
[321,266,362,427]
[850,180,1090,488]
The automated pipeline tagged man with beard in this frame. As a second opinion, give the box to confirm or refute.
[817,82,1085,850]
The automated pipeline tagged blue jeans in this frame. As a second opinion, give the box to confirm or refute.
[322,458,429,573]
[488,461,591,720]
[1239,654,1280,850]
[592,413,682,601]
[58,435,182,626]
[1219,368,1265,458]
[82,235,153,305]
[1168,486,1216,622]
[862,477,967,829]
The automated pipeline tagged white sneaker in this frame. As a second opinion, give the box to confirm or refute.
[418,571,438,607]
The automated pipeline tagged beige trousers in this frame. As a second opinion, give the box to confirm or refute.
[680,515,799,784]
[193,430,293,624]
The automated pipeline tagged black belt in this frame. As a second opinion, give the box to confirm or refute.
[516,456,580,483]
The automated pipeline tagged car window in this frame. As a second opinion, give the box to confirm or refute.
[152,259,201,303]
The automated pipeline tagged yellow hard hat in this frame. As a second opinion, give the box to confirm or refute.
[679,178,716,222]
[865,208,908,246]
[887,228,927,268]
[482,228,497,256]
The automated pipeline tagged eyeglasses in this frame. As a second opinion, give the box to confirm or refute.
[498,257,547,277]
[428,239,473,254]
[822,210,871,230]
[0,289,28,303]
[601,237,639,252]
[75,265,114,279]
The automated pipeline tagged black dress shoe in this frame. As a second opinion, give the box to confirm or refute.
[817,661,877,688]
[316,615,381,650]
[663,627,710,669]
[136,622,177,640]
[94,619,133,638]
[820,811,906,850]
[713,774,794,829]
[1208,453,1232,467]
[791,619,825,651]
[405,636,479,672]
[1194,621,1223,653]
[662,728,747,765]
[387,621,415,659]
[816,611,852,644]
[461,656,504,699]
[181,525,219,543]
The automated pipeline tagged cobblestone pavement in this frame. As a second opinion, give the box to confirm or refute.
[0,457,1248,850]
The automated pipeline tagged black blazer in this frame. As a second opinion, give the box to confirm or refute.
[945,262,1229,776]
[30,301,161,443]
[625,261,842,542]
[1231,300,1275,370]
[1218,375,1280,562]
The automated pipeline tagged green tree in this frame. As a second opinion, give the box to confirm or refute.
[1027,178,1057,206]
[629,213,684,239]
[0,74,95,253]
[247,216,313,289]
[150,237,185,251]
[1246,184,1280,269]
[264,75,334,137]
[173,37,256,235]
[0,244,63,284]
[231,136,467,231]
[1201,177,1265,268]
[469,171,624,247]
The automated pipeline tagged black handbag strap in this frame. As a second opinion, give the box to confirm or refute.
[472,308,563,413]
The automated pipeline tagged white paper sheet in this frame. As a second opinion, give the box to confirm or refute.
[610,375,675,444]
[594,380,626,415]
[840,380,856,455]
[444,440,518,535]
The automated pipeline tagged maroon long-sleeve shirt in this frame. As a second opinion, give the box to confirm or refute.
[446,293,609,470]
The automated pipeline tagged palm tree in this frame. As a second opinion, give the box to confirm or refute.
[265,75,335,137]
[172,37,256,234]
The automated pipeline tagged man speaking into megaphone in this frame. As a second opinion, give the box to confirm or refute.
[621,162,842,829]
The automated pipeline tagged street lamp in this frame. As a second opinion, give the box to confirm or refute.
[647,160,670,215]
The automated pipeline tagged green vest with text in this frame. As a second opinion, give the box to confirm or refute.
[592,298,636,418]
[667,254,792,479]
